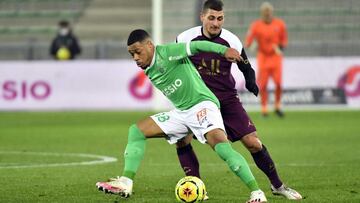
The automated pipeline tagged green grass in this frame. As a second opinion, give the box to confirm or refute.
[0,110,360,203]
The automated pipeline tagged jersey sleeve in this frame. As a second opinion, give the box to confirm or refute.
[221,29,243,53]
[245,22,257,48]
[165,41,228,61]
[164,43,189,61]
[189,41,228,56]
[279,20,288,48]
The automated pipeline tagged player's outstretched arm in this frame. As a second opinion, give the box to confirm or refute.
[189,41,241,63]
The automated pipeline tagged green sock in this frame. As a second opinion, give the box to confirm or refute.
[122,124,146,180]
[215,142,259,191]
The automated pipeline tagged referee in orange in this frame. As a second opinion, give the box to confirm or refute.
[245,2,288,117]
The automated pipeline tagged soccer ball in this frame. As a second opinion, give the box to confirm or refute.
[56,47,71,60]
[175,176,206,202]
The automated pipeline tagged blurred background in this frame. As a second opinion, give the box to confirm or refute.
[0,0,360,110]
[0,0,359,60]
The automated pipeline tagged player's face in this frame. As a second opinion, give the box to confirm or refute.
[128,40,154,69]
[261,7,273,23]
[201,9,224,38]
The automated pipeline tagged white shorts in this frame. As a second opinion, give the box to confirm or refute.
[150,101,225,144]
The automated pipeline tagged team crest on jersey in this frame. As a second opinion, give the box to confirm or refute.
[155,54,166,73]
[157,66,166,74]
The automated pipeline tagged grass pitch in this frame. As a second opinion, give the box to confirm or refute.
[0,110,359,203]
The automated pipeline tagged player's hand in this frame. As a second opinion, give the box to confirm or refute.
[273,44,283,55]
[245,81,259,96]
[225,48,242,63]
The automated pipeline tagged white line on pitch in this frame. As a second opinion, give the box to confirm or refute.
[0,151,117,169]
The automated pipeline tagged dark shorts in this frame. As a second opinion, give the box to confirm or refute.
[220,98,256,142]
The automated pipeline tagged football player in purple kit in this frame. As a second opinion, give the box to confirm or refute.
[175,0,302,200]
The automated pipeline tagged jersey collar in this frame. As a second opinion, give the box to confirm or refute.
[201,27,222,40]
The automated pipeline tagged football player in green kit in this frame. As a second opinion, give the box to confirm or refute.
[96,29,267,203]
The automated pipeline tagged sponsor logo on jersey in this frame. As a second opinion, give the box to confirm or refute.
[197,108,208,126]
[168,55,183,61]
[162,79,183,96]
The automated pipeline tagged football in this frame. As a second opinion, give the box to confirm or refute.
[175,176,206,202]
[56,47,71,60]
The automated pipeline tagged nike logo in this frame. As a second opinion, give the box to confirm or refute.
[233,166,241,172]
[183,167,192,174]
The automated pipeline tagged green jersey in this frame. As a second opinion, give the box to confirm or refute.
[144,41,228,110]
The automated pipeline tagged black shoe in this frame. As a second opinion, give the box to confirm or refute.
[262,112,269,118]
[275,109,285,118]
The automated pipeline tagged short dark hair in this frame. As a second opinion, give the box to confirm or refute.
[58,20,70,27]
[127,29,150,46]
[202,0,223,12]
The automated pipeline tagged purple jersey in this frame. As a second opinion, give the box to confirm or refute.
[177,26,243,103]
[177,26,256,141]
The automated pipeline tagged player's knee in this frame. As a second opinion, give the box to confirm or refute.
[176,139,189,149]
[206,129,228,149]
[259,83,267,91]
[248,142,263,153]
[176,140,184,148]
[176,134,193,149]
[274,82,282,88]
[242,133,263,153]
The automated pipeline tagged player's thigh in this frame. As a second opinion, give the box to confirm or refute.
[257,57,271,89]
[137,117,165,138]
[184,101,227,146]
[257,53,266,69]
[273,65,283,86]
[258,68,271,89]
[220,100,256,142]
[270,57,283,86]
[150,111,189,144]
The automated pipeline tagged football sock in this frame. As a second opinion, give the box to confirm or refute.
[122,124,146,180]
[251,144,283,188]
[275,85,282,110]
[176,144,200,178]
[215,142,259,191]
